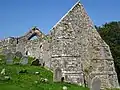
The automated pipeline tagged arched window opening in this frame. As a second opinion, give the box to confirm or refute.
[61,77,64,82]
[26,51,28,55]
[28,33,39,40]
[29,36,38,40]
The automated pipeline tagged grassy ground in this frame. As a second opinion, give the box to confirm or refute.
[0,64,89,90]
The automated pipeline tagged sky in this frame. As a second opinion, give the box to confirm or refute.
[0,0,120,39]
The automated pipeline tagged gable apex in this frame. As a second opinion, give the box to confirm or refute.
[50,1,83,30]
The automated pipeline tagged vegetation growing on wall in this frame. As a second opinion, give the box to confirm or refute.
[28,56,35,65]
[13,56,21,65]
[0,54,6,64]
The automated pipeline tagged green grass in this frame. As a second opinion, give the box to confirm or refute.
[0,64,89,90]
[105,88,120,90]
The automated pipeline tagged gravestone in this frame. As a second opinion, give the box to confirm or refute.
[20,56,28,65]
[54,67,62,82]
[91,77,101,90]
[6,52,14,64]
[15,51,23,59]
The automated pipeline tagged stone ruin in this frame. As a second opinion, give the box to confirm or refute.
[0,1,119,89]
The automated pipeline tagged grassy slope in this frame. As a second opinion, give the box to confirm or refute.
[0,65,89,90]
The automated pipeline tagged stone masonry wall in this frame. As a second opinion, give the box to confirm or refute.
[49,1,119,89]
[0,1,119,89]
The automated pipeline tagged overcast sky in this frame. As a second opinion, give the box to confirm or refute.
[0,0,120,39]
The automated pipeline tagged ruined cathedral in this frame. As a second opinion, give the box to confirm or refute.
[0,1,119,89]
